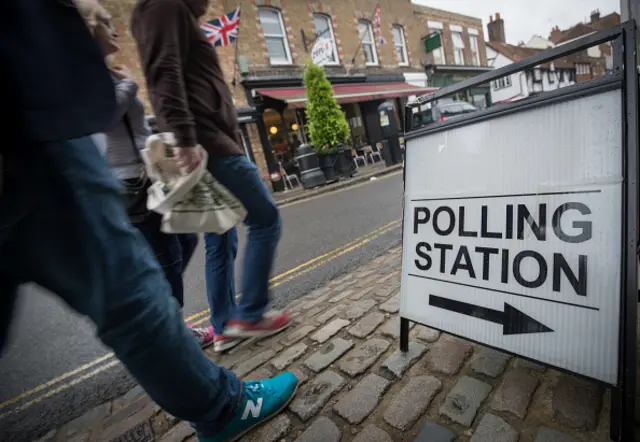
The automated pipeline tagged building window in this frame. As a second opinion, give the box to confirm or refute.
[451,31,465,65]
[548,69,556,83]
[392,25,408,66]
[428,28,445,64]
[576,63,591,76]
[258,7,292,65]
[358,20,378,66]
[493,76,512,90]
[469,35,480,66]
[313,14,339,65]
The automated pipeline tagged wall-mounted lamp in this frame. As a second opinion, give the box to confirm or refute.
[291,123,299,131]
[269,126,278,135]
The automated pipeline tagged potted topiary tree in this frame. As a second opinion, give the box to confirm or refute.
[303,60,351,184]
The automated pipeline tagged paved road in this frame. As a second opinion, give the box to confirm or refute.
[0,171,403,442]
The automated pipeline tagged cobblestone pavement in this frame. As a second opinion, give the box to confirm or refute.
[35,247,622,442]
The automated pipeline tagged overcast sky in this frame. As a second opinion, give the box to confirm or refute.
[413,0,620,44]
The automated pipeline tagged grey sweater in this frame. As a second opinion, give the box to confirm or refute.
[106,78,150,180]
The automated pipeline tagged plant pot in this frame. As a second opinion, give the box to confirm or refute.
[318,153,338,184]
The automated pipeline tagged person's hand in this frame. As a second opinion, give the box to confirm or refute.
[109,65,132,81]
[173,147,202,173]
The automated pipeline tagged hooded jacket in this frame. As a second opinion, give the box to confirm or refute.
[131,0,243,157]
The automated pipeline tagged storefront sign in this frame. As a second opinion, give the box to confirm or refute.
[402,90,625,385]
[311,38,333,66]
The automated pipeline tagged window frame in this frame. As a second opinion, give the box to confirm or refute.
[469,34,480,66]
[258,7,292,66]
[392,24,409,66]
[313,13,340,66]
[451,31,465,65]
[358,19,379,66]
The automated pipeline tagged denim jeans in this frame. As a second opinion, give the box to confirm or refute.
[205,228,238,334]
[0,138,241,436]
[205,155,281,330]
[135,213,198,308]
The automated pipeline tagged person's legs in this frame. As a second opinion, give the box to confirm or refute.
[207,155,289,338]
[0,138,298,438]
[178,233,198,273]
[204,229,245,352]
[135,217,213,347]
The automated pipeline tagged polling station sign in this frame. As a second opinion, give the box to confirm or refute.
[401,89,626,385]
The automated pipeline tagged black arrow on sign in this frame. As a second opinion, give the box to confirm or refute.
[428,295,554,335]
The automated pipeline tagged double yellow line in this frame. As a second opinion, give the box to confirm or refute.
[0,218,401,419]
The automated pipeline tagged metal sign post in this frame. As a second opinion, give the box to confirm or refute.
[400,22,638,441]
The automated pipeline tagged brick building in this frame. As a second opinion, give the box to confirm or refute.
[103,0,489,190]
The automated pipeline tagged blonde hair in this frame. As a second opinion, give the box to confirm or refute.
[74,0,111,35]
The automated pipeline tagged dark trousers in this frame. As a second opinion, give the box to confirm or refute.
[134,213,198,308]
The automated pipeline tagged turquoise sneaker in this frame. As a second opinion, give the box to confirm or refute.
[199,372,298,442]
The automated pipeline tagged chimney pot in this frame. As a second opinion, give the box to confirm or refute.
[496,12,501,20]
[490,15,493,22]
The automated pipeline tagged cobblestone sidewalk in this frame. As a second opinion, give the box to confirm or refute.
[37,247,621,442]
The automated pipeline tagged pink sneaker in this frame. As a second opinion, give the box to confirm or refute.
[190,326,214,348]
[224,313,292,338]
[214,334,245,353]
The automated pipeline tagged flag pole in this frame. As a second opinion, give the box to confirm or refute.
[232,6,241,88]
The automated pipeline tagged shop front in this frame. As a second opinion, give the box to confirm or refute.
[242,74,435,191]
[424,64,493,108]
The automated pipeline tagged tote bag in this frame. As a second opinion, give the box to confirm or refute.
[143,133,247,234]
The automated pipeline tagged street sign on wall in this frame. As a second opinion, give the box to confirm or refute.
[401,90,622,384]
[400,32,638,441]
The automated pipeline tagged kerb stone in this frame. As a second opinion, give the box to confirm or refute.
[428,336,473,375]
[296,417,341,442]
[469,414,518,442]
[289,371,346,422]
[352,425,393,442]
[491,369,539,418]
[304,338,353,373]
[383,376,442,431]
[439,376,492,427]
[382,341,427,378]
[348,311,386,338]
[310,318,350,344]
[339,338,390,377]
[333,374,390,424]
[471,348,511,378]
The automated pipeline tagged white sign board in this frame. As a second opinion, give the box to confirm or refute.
[401,90,623,384]
[311,38,333,66]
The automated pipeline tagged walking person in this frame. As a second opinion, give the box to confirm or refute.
[0,1,297,441]
[131,0,291,352]
[75,0,213,347]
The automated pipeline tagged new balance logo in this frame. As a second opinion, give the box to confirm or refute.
[241,398,263,420]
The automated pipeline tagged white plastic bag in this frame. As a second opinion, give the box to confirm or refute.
[143,133,247,234]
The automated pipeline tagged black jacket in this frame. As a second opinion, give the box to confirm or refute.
[0,0,116,149]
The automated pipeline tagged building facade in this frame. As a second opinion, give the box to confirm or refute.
[484,11,617,105]
[104,0,489,190]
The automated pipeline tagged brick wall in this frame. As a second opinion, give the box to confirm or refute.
[413,5,488,67]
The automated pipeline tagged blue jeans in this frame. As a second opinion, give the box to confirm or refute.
[0,138,241,436]
[205,155,281,333]
[135,213,198,308]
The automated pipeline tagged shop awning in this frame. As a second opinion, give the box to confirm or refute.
[257,82,437,109]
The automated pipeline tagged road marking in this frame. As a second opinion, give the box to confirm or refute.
[0,218,401,417]
[0,360,121,420]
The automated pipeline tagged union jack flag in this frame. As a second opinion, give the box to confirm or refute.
[201,8,240,47]
[374,4,386,45]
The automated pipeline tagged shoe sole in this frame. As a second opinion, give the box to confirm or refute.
[228,381,299,442]
[224,321,292,340]
[214,338,245,353]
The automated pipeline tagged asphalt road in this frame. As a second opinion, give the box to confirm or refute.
[0,171,403,442]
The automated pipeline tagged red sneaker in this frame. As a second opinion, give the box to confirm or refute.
[224,312,292,338]
[213,334,244,353]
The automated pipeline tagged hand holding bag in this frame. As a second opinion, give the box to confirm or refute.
[143,133,247,234]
